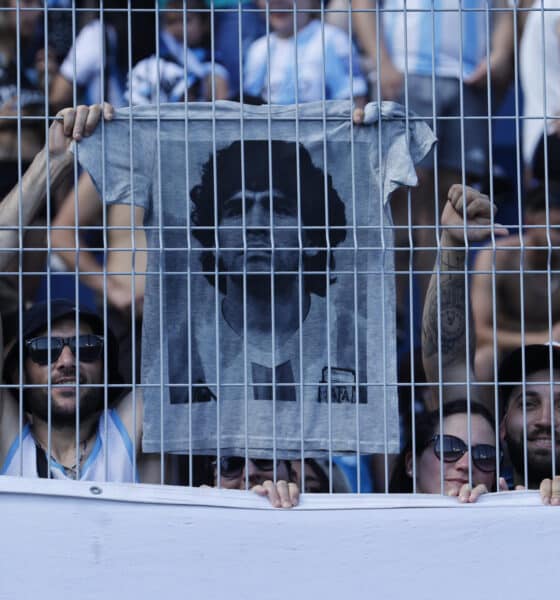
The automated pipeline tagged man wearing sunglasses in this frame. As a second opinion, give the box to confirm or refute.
[1,298,140,480]
[0,103,145,481]
[422,183,560,504]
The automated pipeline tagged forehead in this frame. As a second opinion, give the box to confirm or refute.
[35,317,94,338]
[439,413,495,443]
[527,207,560,223]
[507,368,560,405]
[511,369,560,392]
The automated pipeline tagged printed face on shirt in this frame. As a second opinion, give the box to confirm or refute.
[218,188,306,275]
[411,413,497,495]
[22,318,104,426]
[501,369,560,487]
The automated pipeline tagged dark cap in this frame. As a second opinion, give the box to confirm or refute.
[498,343,560,417]
[19,299,104,340]
[3,299,121,387]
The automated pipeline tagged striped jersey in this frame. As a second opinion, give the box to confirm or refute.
[381,0,490,79]
[244,19,367,103]
[126,30,229,104]
[0,409,136,482]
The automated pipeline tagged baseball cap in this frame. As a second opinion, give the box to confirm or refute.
[3,299,121,388]
[498,343,560,417]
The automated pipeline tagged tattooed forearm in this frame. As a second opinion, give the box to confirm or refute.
[422,248,475,381]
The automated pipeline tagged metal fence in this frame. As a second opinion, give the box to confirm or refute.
[0,0,558,498]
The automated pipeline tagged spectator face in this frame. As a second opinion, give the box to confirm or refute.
[214,457,291,489]
[260,0,317,38]
[164,3,208,48]
[185,12,208,48]
[411,413,497,495]
[6,0,41,38]
[218,188,304,275]
[501,369,560,486]
[22,318,104,425]
[164,6,184,43]
[291,460,328,493]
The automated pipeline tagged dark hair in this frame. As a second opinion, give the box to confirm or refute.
[524,182,560,215]
[164,0,210,48]
[190,139,347,296]
[389,399,496,493]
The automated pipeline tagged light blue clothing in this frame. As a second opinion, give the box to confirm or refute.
[127,30,228,104]
[75,100,436,458]
[0,409,136,482]
[59,20,125,106]
[208,1,264,97]
[382,0,489,79]
[244,19,367,103]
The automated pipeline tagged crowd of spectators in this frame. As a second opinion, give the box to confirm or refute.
[0,0,560,508]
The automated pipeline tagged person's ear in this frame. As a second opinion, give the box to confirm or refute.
[499,415,507,444]
[524,212,537,226]
[405,451,414,479]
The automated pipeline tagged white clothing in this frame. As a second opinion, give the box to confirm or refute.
[0,409,136,482]
[382,0,489,79]
[244,19,367,103]
[520,0,560,165]
[59,20,125,106]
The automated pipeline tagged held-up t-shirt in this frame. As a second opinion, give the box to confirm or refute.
[75,100,435,458]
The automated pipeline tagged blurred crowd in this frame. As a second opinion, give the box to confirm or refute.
[1,0,560,507]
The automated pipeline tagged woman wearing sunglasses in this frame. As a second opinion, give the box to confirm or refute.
[390,399,505,501]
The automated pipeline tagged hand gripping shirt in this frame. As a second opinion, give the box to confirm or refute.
[75,100,435,458]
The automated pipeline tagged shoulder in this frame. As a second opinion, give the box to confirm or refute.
[247,35,271,60]
[0,388,20,470]
[114,388,143,451]
[317,22,355,54]
[75,19,105,46]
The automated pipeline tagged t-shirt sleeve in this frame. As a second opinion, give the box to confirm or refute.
[324,27,368,100]
[363,102,437,202]
[59,20,104,86]
[72,108,154,212]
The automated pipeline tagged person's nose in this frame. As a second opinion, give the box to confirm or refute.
[454,450,470,473]
[535,399,553,427]
[53,344,75,370]
[245,198,269,230]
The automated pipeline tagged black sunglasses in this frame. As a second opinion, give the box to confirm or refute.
[214,456,276,479]
[24,335,104,366]
[431,434,502,473]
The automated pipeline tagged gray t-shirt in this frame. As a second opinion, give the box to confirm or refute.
[76,100,435,458]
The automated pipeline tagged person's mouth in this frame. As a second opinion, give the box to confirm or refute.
[528,435,555,449]
[52,376,86,386]
[445,478,469,485]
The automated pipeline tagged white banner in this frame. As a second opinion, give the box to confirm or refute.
[0,476,557,600]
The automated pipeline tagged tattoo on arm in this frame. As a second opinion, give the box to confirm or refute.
[422,250,475,378]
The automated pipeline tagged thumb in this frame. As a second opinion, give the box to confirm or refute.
[465,61,487,86]
[499,477,509,491]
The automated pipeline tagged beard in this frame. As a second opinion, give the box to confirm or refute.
[24,385,105,428]
[506,430,560,489]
